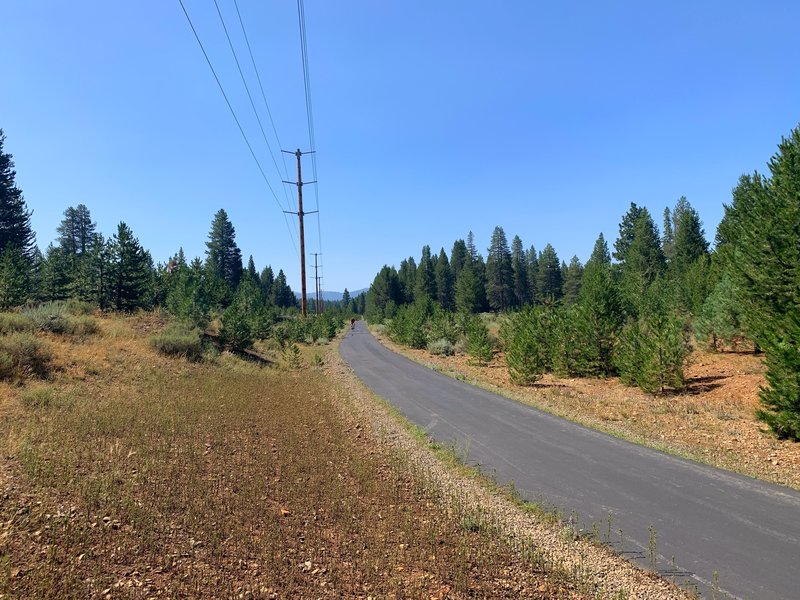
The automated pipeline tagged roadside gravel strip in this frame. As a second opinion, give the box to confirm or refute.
[328,334,691,600]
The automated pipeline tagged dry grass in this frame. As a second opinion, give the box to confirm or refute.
[0,314,582,598]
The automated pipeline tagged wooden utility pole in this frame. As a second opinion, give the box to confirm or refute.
[314,252,323,314]
[283,149,316,317]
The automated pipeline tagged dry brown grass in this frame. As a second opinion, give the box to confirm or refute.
[0,314,582,598]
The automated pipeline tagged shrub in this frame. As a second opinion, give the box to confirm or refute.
[428,308,460,344]
[500,306,554,385]
[220,304,253,352]
[150,322,204,361]
[428,338,455,356]
[0,333,53,380]
[22,301,68,334]
[465,314,493,365]
[21,387,55,408]
[0,312,33,334]
[64,316,99,337]
[387,303,428,349]
[64,298,94,316]
[615,311,691,393]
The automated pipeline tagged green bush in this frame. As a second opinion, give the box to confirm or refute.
[150,322,204,361]
[615,311,691,393]
[500,306,554,385]
[0,312,33,334]
[388,302,428,349]
[64,298,95,316]
[465,314,493,365]
[428,338,455,356]
[220,304,254,352]
[0,333,53,380]
[64,315,99,337]
[428,308,460,344]
[22,301,69,334]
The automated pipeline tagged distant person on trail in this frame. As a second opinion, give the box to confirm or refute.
[350,318,356,330]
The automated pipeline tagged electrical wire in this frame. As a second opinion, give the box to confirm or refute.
[296,0,324,293]
[177,0,299,257]
[232,0,293,187]
[212,0,293,213]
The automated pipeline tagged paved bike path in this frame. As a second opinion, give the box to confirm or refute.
[340,322,800,600]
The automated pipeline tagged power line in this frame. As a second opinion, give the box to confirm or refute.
[177,0,298,257]
[296,0,324,289]
[232,0,293,187]
[212,0,293,213]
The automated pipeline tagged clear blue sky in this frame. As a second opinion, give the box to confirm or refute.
[2,1,799,293]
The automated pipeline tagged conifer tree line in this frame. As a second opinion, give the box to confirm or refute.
[0,128,364,350]
[366,124,800,440]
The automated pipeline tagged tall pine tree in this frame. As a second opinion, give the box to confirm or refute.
[485,226,513,311]
[205,209,243,292]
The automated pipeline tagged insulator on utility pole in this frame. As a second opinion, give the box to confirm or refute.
[282,148,317,317]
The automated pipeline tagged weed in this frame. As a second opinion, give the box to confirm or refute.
[20,387,55,409]
[150,322,204,361]
[0,312,33,334]
[0,332,52,380]
[22,301,69,333]
[648,524,658,569]
[427,338,455,356]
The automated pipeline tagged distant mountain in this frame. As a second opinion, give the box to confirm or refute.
[295,288,368,302]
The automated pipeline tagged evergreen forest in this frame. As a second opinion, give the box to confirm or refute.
[0,128,364,358]
[365,125,800,441]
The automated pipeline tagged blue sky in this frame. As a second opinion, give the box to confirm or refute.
[2,1,799,293]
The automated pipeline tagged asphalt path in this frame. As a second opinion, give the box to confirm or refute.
[340,321,800,600]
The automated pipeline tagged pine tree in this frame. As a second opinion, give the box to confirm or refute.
[57,204,96,259]
[454,262,482,314]
[38,244,72,301]
[270,269,295,308]
[617,208,665,316]
[671,197,709,274]
[0,130,35,262]
[465,231,478,264]
[719,126,800,438]
[0,245,30,309]
[662,206,674,263]
[450,239,467,283]
[414,246,437,301]
[511,235,529,307]
[398,257,417,304]
[205,209,243,291]
[562,255,584,305]
[613,202,646,263]
[260,265,275,300]
[485,226,513,311]
[537,244,563,302]
[434,248,454,310]
[246,255,258,281]
[108,222,153,311]
[526,245,539,304]
[695,272,745,351]
[576,234,623,375]
[342,288,351,308]
[366,265,403,321]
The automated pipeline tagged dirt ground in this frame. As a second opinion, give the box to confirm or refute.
[373,334,800,491]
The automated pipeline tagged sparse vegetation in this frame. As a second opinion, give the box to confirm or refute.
[150,321,204,361]
[0,332,52,380]
[0,314,591,598]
